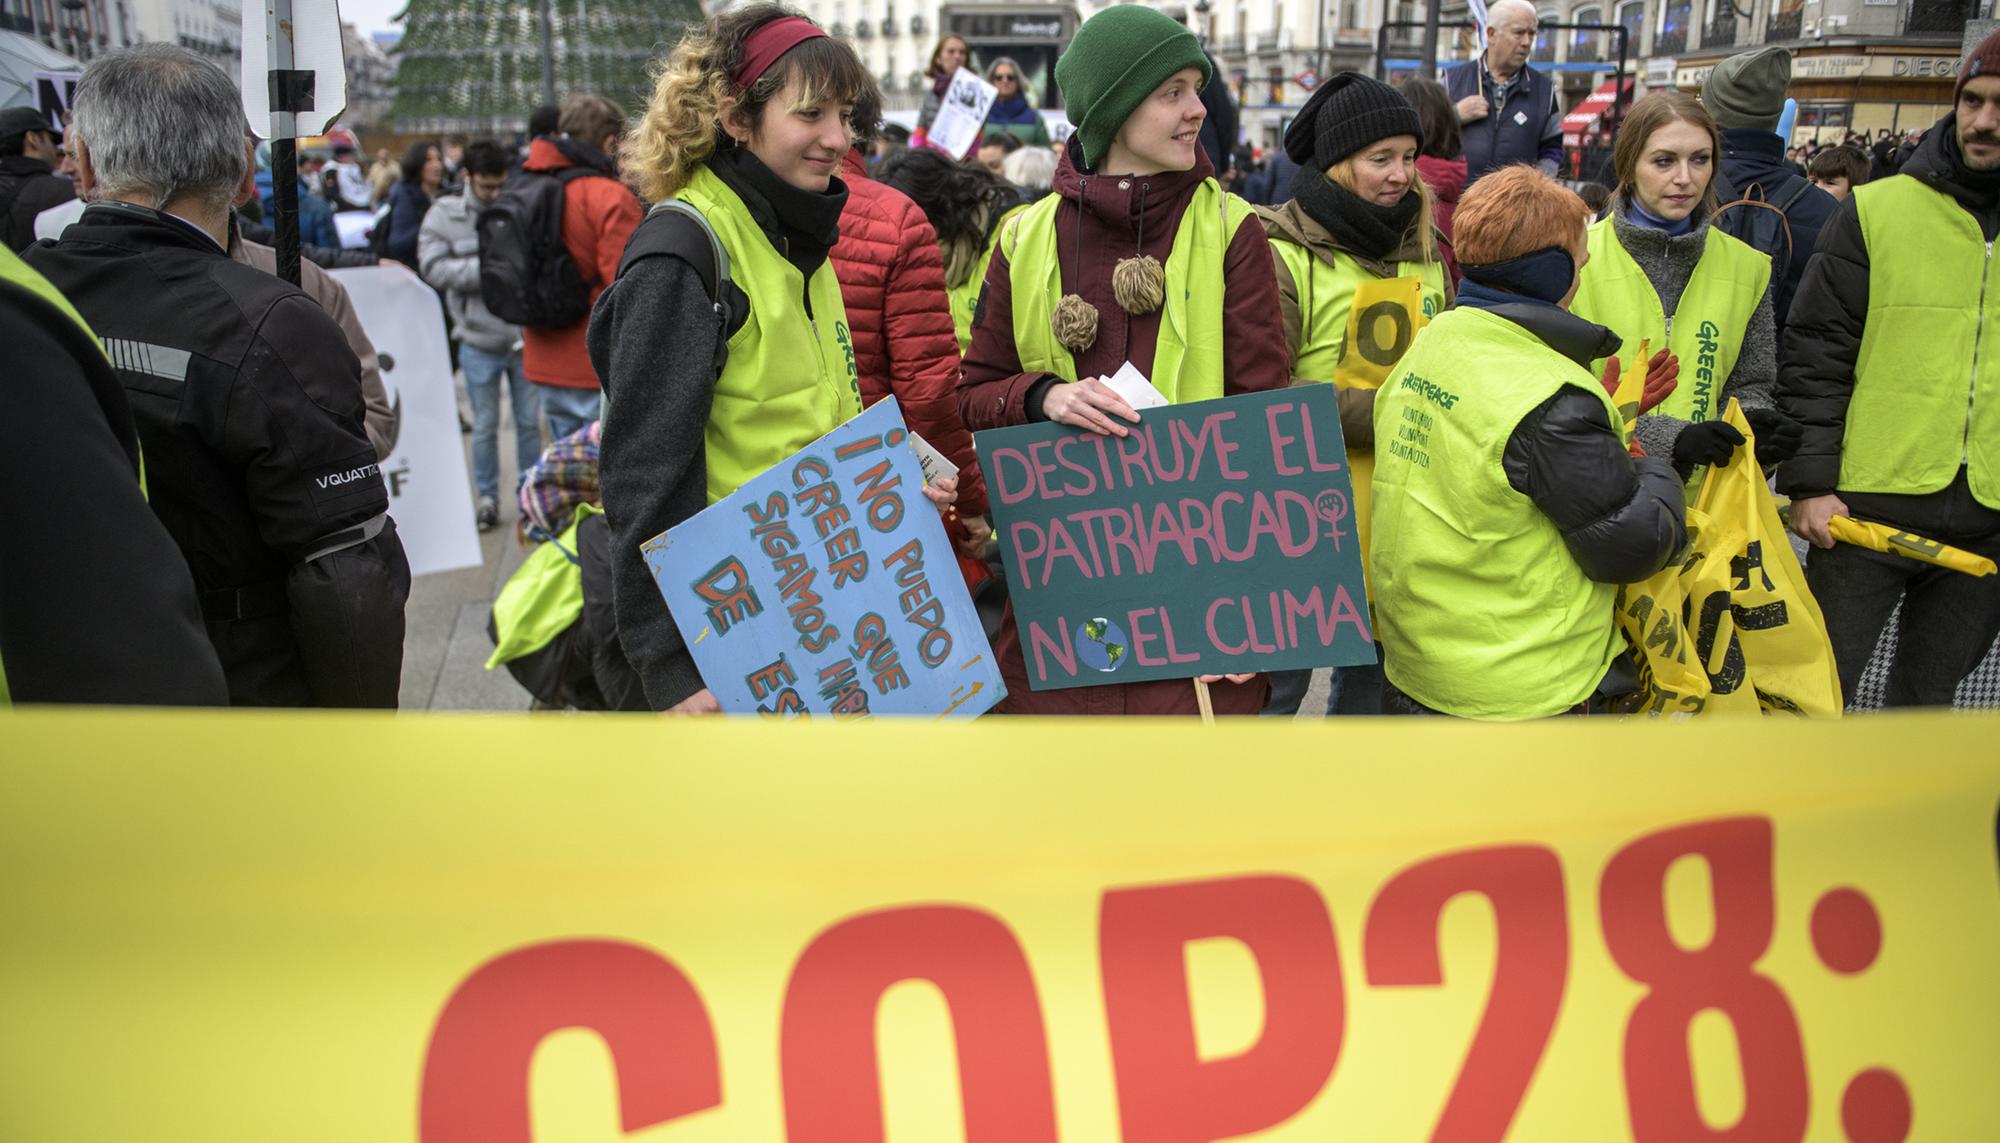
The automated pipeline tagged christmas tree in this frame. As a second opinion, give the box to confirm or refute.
[390,0,701,133]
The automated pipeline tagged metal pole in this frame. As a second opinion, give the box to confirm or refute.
[537,0,557,110]
[1420,0,1442,77]
[266,0,301,286]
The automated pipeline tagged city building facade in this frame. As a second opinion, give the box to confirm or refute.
[1,0,136,63]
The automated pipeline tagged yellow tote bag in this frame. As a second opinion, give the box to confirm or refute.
[1615,402,1842,716]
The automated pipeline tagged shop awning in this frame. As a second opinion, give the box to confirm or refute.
[1562,77,1633,146]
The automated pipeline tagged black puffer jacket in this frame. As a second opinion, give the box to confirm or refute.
[1468,294,1688,582]
[1778,114,2000,498]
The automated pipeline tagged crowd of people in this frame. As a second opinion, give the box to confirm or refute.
[5,6,1996,720]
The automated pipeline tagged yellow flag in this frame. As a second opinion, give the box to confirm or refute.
[1611,336,1650,447]
[1829,516,1998,577]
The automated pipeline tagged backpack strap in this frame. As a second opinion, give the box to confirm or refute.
[1773,174,1814,211]
[617,199,745,376]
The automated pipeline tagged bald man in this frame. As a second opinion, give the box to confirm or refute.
[1442,0,1564,183]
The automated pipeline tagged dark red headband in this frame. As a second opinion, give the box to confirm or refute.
[732,16,827,90]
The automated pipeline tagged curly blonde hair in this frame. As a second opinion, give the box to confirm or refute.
[624,3,876,203]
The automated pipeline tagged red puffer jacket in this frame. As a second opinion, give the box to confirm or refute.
[830,151,988,516]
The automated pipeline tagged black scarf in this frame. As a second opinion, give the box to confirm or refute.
[1291,165,1422,262]
[1934,120,2000,212]
[710,145,848,281]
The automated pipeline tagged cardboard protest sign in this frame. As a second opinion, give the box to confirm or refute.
[976,386,1374,690]
[5,707,1999,1141]
[923,66,997,159]
[642,397,1003,717]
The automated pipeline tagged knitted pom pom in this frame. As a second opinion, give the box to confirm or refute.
[1051,293,1100,352]
[1111,255,1165,314]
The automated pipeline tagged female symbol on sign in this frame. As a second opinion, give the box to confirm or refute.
[1314,490,1350,549]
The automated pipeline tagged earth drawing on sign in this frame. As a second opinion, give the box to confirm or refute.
[1075,617,1128,674]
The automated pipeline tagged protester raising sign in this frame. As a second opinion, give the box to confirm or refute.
[976,386,1375,690]
[923,66,998,160]
[642,398,1003,717]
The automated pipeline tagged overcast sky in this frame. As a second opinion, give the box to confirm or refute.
[342,0,403,39]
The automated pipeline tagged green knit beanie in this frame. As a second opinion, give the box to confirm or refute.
[1056,5,1212,170]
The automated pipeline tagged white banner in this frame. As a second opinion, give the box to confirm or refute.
[327,265,482,577]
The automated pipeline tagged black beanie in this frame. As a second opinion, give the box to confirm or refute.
[1283,72,1424,170]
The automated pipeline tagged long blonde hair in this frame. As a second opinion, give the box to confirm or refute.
[623,3,874,203]
[1326,155,1440,266]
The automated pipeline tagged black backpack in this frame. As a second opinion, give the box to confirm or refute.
[477,166,610,328]
[614,198,748,376]
[1711,172,1814,297]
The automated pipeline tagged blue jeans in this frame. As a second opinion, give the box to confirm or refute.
[461,344,541,502]
[537,383,602,444]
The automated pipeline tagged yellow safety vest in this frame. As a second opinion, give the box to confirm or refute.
[1844,175,2000,508]
[486,504,600,669]
[1269,236,1445,574]
[1370,307,1624,720]
[948,203,1025,356]
[1569,214,1769,427]
[675,164,862,504]
[1002,177,1255,405]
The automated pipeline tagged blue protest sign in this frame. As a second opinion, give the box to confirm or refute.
[642,398,1005,717]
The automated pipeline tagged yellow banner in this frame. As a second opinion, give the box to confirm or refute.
[3,710,1997,1141]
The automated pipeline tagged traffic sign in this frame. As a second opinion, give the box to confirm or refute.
[241,0,347,140]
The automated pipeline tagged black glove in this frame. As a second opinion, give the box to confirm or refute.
[1744,406,1803,466]
[1672,420,1746,470]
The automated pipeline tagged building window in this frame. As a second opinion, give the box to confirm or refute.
[1570,4,1603,62]
[1534,8,1557,61]
[1616,0,1643,53]
[1656,0,1691,53]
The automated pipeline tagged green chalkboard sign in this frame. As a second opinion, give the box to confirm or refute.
[974,386,1376,691]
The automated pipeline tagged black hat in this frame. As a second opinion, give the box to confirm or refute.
[0,106,58,145]
[1283,72,1421,170]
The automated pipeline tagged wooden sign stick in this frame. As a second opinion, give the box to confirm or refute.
[1193,678,1215,725]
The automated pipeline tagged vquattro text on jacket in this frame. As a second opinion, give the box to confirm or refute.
[24,202,411,707]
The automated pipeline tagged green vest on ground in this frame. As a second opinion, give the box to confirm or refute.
[1569,214,1769,426]
[0,247,113,705]
[1845,176,2000,509]
[486,504,600,669]
[1003,178,1254,405]
[1369,307,1624,720]
[1269,238,1446,579]
[948,203,1026,356]
[675,164,863,504]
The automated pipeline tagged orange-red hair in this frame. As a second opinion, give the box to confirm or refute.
[1453,165,1592,265]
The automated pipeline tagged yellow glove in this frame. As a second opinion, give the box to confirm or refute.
[1828,517,1998,577]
